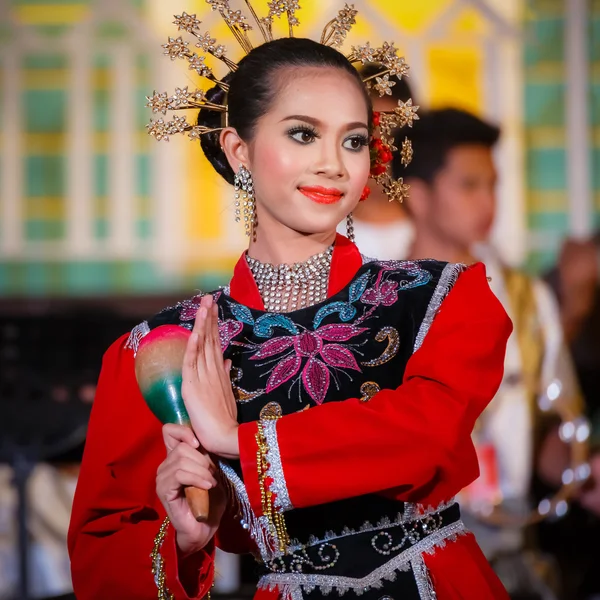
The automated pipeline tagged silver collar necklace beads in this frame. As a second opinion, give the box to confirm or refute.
[246,246,333,313]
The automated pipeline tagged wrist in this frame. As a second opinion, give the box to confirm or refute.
[176,531,211,557]
[199,422,239,458]
[218,424,240,459]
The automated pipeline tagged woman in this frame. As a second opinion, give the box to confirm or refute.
[68,10,512,600]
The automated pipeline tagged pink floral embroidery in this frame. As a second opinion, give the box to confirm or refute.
[361,279,399,306]
[251,324,366,404]
[179,295,203,321]
[178,291,223,321]
[219,319,244,352]
[360,267,400,308]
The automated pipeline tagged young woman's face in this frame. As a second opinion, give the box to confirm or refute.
[246,67,371,237]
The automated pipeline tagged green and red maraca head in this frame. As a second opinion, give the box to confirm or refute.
[134,325,191,426]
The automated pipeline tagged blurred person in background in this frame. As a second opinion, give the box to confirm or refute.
[394,108,585,600]
[541,235,600,600]
[336,63,414,259]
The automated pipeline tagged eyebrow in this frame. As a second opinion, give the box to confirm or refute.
[281,114,368,131]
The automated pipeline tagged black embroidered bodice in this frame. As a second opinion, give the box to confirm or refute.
[140,259,465,599]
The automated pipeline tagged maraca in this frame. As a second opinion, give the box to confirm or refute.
[134,324,209,522]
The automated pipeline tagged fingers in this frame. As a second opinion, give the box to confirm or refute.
[204,304,224,378]
[183,329,200,380]
[157,438,218,496]
[157,462,217,498]
[218,358,234,400]
[210,303,222,356]
[191,295,212,355]
[162,423,199,453]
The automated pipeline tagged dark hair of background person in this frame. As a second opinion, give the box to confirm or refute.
[198,37,374,185]
[392,107,500,183]
[358,62,413,103]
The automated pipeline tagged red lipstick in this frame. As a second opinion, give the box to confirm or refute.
[298,186,344,205]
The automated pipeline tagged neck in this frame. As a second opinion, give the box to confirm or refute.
[352,194,404,224]
[247,212,336,265]
[406,227,474,264]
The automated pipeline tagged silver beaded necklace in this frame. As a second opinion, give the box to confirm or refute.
[246,246,334,313]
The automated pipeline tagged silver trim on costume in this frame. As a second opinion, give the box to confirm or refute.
[287,500,457,554]
[263,419,294,513]
[125,320,150,355]
[415,497,456,518]
[258,520,466,596]
[413,263,466,353]
[218,460,276,562]
[411,554,437,600]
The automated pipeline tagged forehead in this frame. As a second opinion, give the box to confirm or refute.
[266,66,369,123]
[372,95,398,113]
[444,144,496,175]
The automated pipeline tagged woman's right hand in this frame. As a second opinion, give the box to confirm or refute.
[156,423,226,556]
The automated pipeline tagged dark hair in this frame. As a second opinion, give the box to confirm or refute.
[393,108,500,183]
[358,62,413,103]
[198,37,372,185]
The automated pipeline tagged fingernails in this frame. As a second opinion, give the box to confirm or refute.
[199,307,207,320]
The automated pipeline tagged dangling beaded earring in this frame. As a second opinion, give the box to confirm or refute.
[234,165,257,239]
[346,212,355,243]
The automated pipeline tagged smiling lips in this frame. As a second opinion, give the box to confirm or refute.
[298,186,344,205]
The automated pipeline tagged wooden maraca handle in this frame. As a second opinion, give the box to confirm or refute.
[184,486,210,523]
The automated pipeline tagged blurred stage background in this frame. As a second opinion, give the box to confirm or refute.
[0,0,598,299]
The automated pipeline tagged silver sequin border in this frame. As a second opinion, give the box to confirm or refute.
[218,460,277,562]
[125,320,150,355]
[411,553,437,600]
[287,500,458,554]
[263,419,294,513]
[258,520,466,596]
[413,263,466,353]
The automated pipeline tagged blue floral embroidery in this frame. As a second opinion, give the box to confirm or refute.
[228,301,255,325]
[313,301,357,329]
[398,264,431,289]
[254,313,299,338]
[349,272,370,303]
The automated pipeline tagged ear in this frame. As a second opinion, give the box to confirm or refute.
[404,178,432,222]
[219,127,250,173]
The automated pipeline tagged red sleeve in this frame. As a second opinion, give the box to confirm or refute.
[238,263,512,514]
[67,334,215,599]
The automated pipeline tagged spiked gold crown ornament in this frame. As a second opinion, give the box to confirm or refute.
[146,1,419,204]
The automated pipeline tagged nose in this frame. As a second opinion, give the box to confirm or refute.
[312,138,346,180]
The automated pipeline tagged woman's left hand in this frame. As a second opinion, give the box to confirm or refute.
[181,294,239,458]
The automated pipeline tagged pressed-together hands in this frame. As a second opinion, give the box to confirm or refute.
[181,294,240,459]
[156,294,239,553]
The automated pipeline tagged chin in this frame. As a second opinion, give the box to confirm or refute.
[293,208,352,234]
[286,216,343,237]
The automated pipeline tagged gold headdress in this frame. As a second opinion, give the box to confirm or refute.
[146,1,419,204]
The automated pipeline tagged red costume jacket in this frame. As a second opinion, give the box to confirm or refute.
[68,236,512,600]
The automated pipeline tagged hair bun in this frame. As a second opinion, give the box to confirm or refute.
[198,74,235,185]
